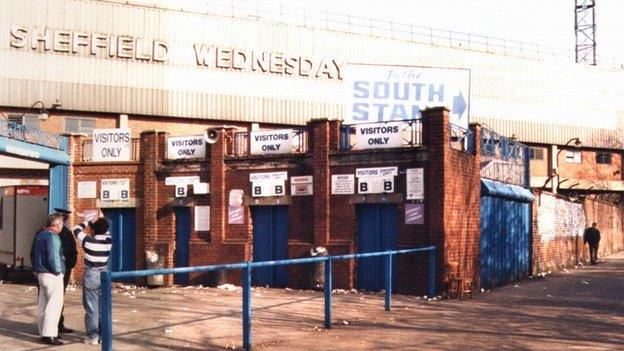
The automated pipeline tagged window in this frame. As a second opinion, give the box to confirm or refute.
[565,150,581,164]
[529,147,544,160]
[64,117,95,134]
[7,113,40,129]
[596,152,612,164]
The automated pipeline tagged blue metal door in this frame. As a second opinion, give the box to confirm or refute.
[251,206,289,287]
[480,180,532,289]
[103,208,136,280]
[356,204,398,291]
[47,137,69,214]
[174,207,191,285]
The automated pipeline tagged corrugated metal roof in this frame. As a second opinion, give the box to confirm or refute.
[1,0,623,148]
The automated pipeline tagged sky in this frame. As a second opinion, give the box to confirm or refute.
[258,0,624,64]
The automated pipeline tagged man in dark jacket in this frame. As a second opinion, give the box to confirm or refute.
[32,213,66,346]
[53,208,77,334]
[29,208,77,335]
[583,222,601,265]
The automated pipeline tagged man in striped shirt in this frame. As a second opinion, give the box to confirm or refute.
[72,216,113,345]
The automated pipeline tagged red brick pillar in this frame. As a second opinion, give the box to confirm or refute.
[309,118,339,246]
[209,128,227,247]
[64,133,83,226]
[139,130,166,274]
[421,107,451,292]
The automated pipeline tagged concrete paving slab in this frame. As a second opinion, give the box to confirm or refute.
[1,252,623,350]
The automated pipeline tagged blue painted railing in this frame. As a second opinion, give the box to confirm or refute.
[0,120,64,150]
[450,124,475,154]
[100,246,435,351]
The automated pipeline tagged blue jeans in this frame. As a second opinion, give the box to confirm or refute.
[83,267,105,338]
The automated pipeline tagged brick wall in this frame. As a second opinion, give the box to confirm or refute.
[532,190,624,274]
[67,111,482,295]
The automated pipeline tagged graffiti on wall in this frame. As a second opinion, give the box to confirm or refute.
[537,192,586,242]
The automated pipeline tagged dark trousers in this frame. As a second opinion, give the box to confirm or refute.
[589,245,599,263]
[58,268,71,328]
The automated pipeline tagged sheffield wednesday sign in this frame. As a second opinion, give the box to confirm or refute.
[344,64,470,128]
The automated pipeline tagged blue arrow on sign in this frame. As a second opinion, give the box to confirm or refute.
[452,91,467,117]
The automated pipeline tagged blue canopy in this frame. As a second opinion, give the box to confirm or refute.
[481,179,534,203]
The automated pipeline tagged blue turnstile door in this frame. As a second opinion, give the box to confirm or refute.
[103,208,136,280]
[356,204,398,291]
[174,207,191,285]
[251,206,289,287]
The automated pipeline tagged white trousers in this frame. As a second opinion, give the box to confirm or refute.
[37,272,64,337]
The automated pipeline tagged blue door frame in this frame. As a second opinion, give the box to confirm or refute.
[251,206,289,287]
[174,207,191,285]
[356,204,398,291]
[103,208,136,280]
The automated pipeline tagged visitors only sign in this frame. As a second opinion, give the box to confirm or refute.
[352,121,406,150]
[344,64,470,128]
[92,128,131,162]
[167,135,206,160]
[250,129,294,155]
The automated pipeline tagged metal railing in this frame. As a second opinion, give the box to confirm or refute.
[81,139,141,162]
[177,0,624,69]
[480,128,527,165]
[340,120,423,151]
[100,246,435,351]
[0,120,65,150]
[231,129,307,156]
[450,124,474,154]
[480,127,529,187]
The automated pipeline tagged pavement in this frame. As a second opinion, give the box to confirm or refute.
[1,252,623,350]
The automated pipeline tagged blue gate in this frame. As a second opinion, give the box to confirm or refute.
[480,179,533,289]
[174,207,191,285]
[251,206,289,287]
[103,208,136,280]
[356,204,398,291]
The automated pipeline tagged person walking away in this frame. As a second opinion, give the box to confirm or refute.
[72,216,113,345]
[54,208,78,334]
[583,222,601,265]
[32,214,66,346]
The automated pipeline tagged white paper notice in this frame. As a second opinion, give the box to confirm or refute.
[77,181,97,199]
[331,174,355,195]
[406,168,424,200]
[194,205,210,231]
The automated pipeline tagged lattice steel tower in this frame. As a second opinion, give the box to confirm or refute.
[575,0,596,65]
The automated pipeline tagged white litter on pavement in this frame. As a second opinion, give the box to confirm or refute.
[217,284,240,291]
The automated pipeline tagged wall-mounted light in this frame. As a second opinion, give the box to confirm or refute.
[18,100,60,122]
